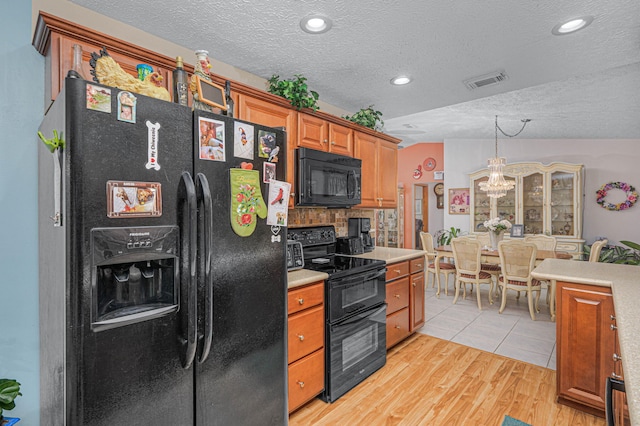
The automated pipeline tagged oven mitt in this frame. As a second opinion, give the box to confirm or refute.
[230,168,267,237]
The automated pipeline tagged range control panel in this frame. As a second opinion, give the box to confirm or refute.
[287,226,336,248]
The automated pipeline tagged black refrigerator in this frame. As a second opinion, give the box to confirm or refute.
[38,77,288,425]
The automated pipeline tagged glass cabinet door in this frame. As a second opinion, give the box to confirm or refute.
[472,177,491,232]
[550,171,575,237]
[496,176,516,223]
[522,173,544,234]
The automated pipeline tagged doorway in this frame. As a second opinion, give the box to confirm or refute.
[414,184,429,249]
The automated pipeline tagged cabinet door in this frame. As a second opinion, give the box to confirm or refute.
[522,172,544,234]
[472,176,491,232]
[410,272,425,331]
[238,95,297,208]
[354,132,378,207]
[298,113,328,151]
[328,122,353,156]
[557,282,616,413]
[378,139,398,207]
[550,170,576,237]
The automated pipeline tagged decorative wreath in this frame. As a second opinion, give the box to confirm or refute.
[596,182,638,211]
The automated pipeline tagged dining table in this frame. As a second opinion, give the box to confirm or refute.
[435,245,573,321]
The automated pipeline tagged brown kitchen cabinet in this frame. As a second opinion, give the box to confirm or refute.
[409,257,426,332]
[355,132,398,208]
[237,94,298,208]
[556,281,628,421]
[287,281,325,413]
[298,113,354,156]
[385,257,425,349]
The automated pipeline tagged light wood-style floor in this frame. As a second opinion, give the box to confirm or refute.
[289,334,606,426]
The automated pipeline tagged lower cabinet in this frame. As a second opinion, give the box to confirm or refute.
[287,281,325,413]
[556,281,628,421]
[385,256,425,349]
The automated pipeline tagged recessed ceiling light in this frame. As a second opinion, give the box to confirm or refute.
[300,14,332,34]
[391,76,412,85]
[552,16,594,35]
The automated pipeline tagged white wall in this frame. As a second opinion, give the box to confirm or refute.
[443,138,640,246]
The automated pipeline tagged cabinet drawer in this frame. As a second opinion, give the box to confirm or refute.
[288,305,324,363]
[386,261,409,281]
[410,257,425,274]
[386,276,410,315]
[386,308,410,349]
[288,282,324,315]
[288,348,325,413]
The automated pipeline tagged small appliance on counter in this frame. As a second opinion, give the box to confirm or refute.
[336,236,363,255]
[348,218,374,253]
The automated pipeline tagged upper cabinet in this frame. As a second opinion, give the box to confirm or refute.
[355,133,398,208]
[470,162,584,256]
[33,11,401,211]
[297,113,353,156]
[237,94,298,208]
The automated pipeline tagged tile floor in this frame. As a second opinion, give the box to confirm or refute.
[417,279,557,370]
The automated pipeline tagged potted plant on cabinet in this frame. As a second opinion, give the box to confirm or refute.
[0,379,21,425]
[342,105,384,131]
[267,74,320,111]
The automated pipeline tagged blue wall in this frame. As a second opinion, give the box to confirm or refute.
[0,2,43,424]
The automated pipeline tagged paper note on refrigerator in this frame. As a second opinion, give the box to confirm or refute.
[266,180,290,226]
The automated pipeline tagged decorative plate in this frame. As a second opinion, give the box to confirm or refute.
[423,157,437,171]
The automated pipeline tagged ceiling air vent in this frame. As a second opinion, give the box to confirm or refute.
[463,70,509,90]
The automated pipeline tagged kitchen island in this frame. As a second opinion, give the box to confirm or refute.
[532,258,639,424]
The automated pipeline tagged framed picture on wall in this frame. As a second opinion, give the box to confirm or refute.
[448,188,470,215]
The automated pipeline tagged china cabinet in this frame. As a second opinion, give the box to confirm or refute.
[469,162,584,257]
[375,187,404,248]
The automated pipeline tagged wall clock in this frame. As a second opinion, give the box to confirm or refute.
[434,183,444,209]
[423,157,437,171]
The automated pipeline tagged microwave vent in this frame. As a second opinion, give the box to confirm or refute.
[464,70,509,90]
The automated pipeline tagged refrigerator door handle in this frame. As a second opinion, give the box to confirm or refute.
[178,171,198,369]
[196,173,214,364]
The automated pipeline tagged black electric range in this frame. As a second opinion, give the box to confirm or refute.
[287,226,385,279]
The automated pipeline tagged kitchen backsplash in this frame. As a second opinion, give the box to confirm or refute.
[288,208,376,237]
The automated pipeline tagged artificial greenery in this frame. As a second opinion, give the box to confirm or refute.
[436,227,462,246]
[585,240,640,264]
[0,379,21,418]
[267,74,319,111]
[342,105,384,131]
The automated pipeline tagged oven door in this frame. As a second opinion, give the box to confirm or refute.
[323,303,387,403]
[327,267,386,323]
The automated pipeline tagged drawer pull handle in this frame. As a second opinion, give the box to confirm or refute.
[394,269,401,274]
[415,263,422,268]
[611,372,622,380]
[613,353,622,362]
[297,334,304,341]
[610,324,617,331]
[297,380,305,388]
[395,294,400,299]
[298,298,304,305]
[395,325,401,329]
[412,282,416,287]
[610,314,616,321]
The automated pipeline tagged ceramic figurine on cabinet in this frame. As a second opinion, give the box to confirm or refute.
[189,50,214,112]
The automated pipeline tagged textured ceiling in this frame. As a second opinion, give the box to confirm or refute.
[72,0,640,146]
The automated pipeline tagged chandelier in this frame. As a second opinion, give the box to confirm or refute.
[478,115,531,198]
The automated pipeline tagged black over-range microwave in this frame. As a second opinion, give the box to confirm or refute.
[296,147,361,208]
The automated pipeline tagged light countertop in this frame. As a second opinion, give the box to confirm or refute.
[355,247,425,263]
[286,247,425,289]
[532,259,640,424]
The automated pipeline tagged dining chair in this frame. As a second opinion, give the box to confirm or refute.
[589,239,608,262]
[524,234,557,251]
[451,237,494,310]
[420,231,456,296]
[497,240,542,320]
